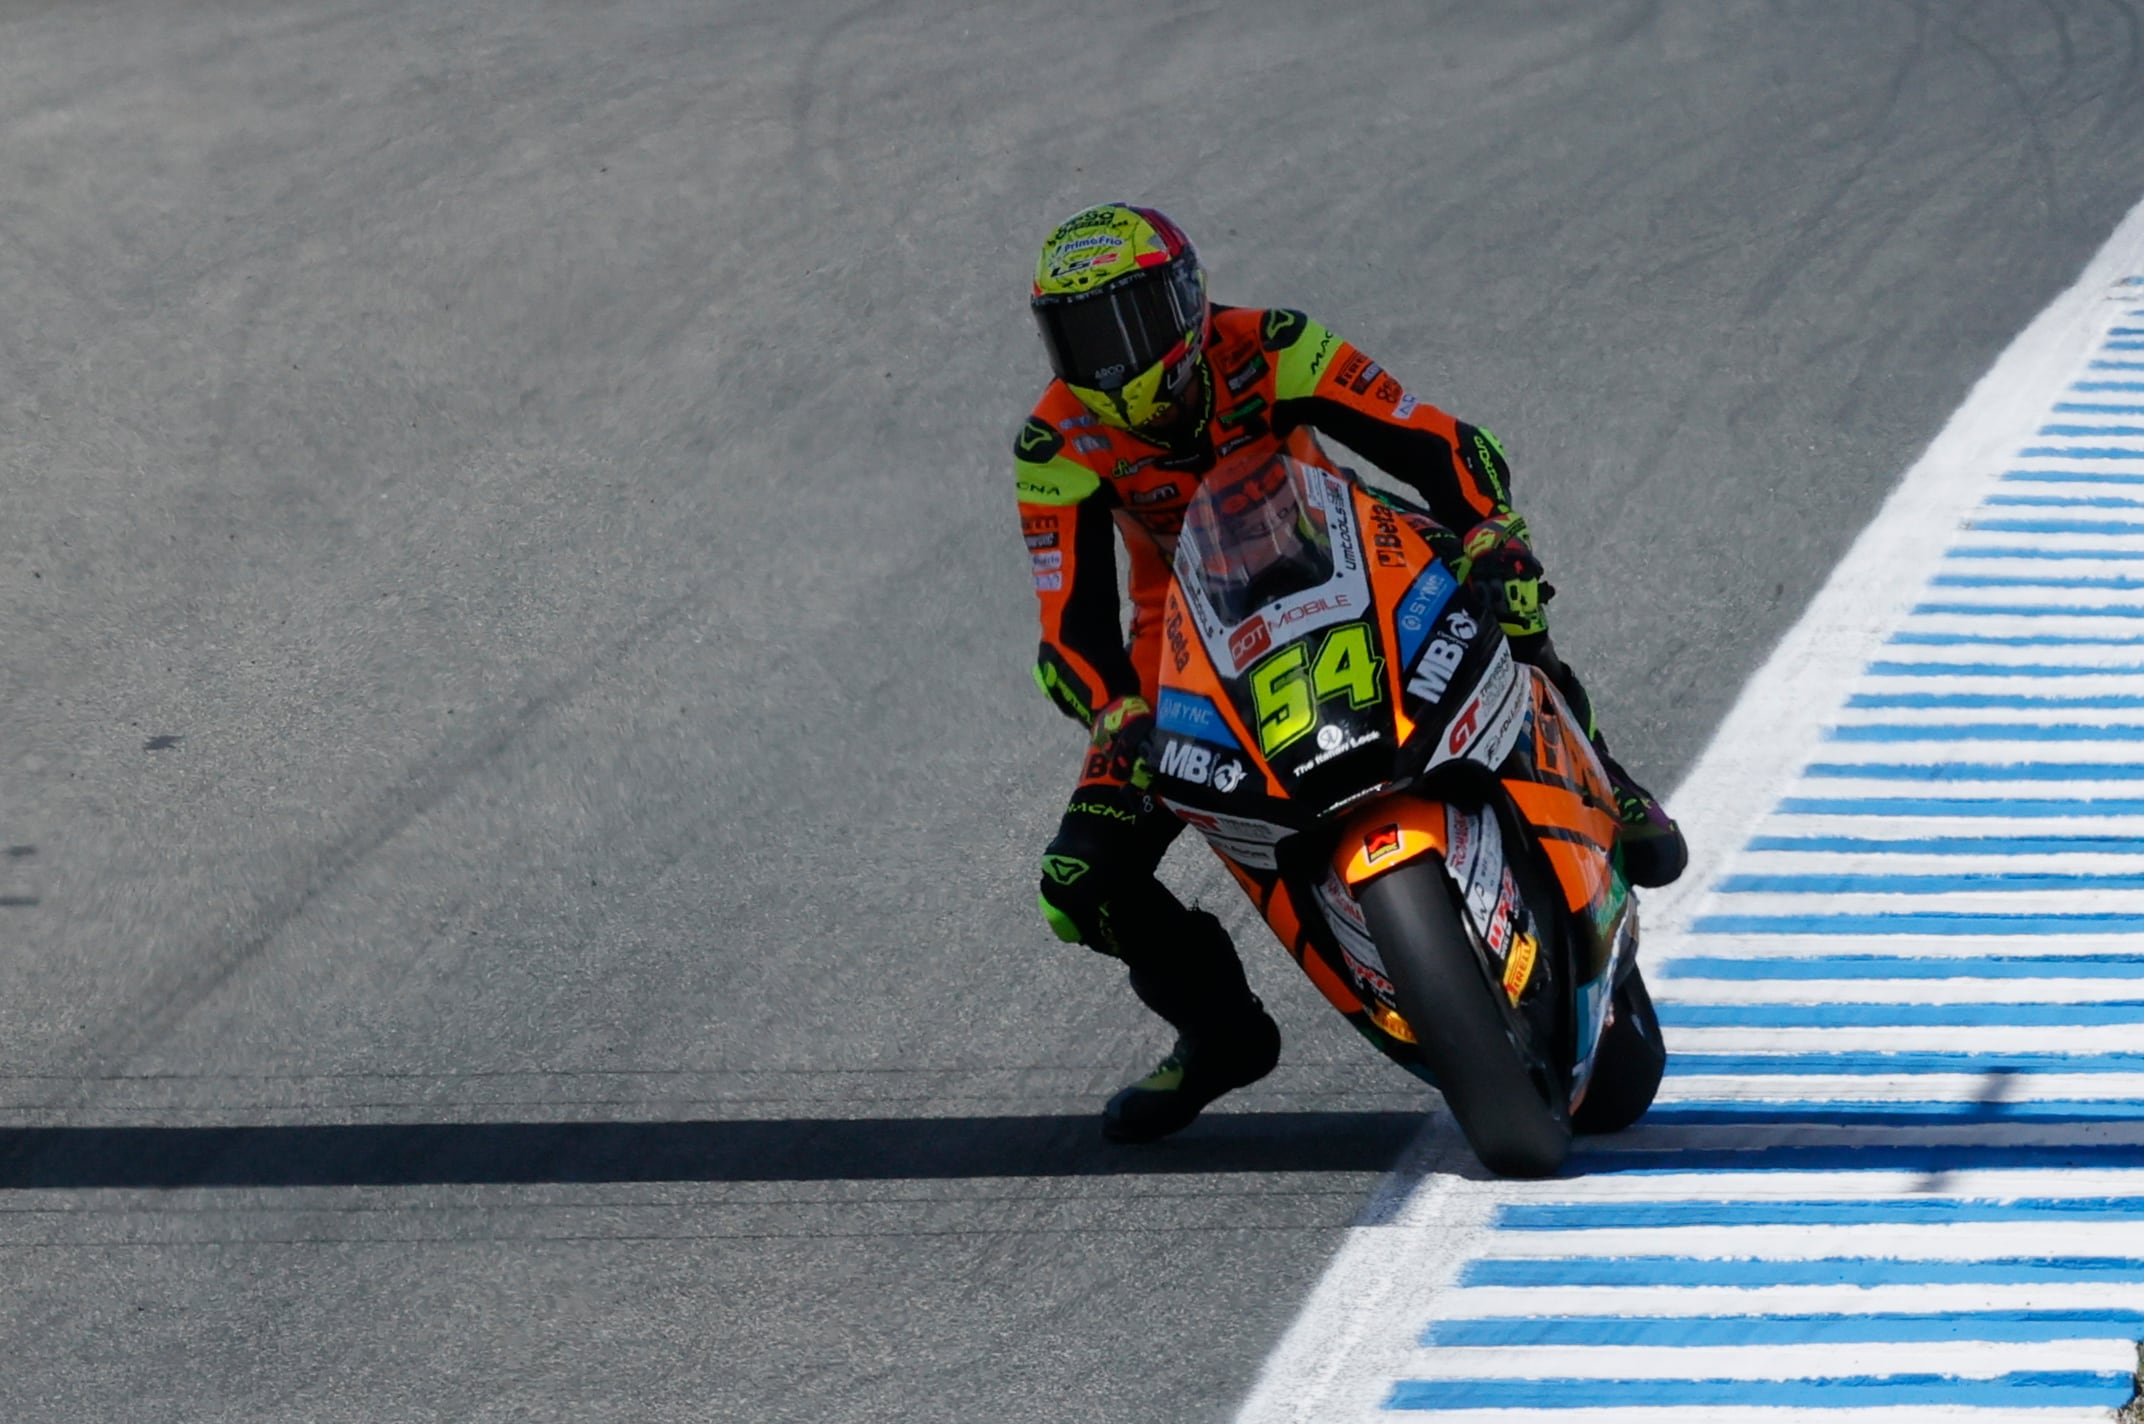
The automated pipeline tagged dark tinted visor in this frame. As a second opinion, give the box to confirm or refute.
[1033,259,1203,391]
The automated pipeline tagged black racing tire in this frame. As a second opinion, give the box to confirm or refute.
[1572,964,1666,1136]
[1356,858,1571,1178]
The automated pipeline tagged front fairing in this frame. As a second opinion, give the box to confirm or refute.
[1160,455,1401,822]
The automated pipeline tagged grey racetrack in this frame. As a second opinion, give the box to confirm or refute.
[3,2,2142,1419]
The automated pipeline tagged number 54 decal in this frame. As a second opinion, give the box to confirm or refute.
[1248,621,1384,755]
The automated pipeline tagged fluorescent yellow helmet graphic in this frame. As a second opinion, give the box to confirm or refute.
[1031,204,1209,434]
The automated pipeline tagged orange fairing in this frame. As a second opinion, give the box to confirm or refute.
[1501,674,1621,916]
[1334,795,1450,889]
[1218,856,1367,1019]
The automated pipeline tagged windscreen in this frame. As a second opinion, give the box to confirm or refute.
[1178,451,1336,626]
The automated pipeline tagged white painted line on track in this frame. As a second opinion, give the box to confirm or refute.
[1234,206,2144,1423]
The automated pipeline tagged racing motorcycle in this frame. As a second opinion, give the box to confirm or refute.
[1149,438,1663,1177]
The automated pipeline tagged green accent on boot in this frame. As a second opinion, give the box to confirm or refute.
[1129,1051,1187,1093]
[1101,1010,1282,1145]
[1038,895,1082,944]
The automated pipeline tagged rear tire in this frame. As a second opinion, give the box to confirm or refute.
[1356,859,1571,1178]
[1572,965,1665,1135]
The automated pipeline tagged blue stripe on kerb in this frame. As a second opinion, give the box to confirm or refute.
[1666,1050,2144,1075]
[1382,1372,2133,1410]
[2016,446,2144,458]
[1458,1257,2144,1288]
[2074,380,2144,390]
[1891,630,2144,645]
[1868,658,2144,675]
[1829,723,2144,742]
[1741,827,2144,854]
[1668,951,2144,977]
[2041,424,2144,436]
[1780,795,2144,816]
[1660,1001,2144,1028]
[2091,359,2144,369]
[1693,911,2144,934]
[1422,1311,2144,1348]
[2057,402,2144,413]
[1929,575,2144,590]
[1649,1100,2144,1122]
[1724,869,2144,892]
[1943,547,2144,560]
[2001,468,2144,483]
[1969,518,2144,533]
[1577,1140,2144,1175]
[1804,760,2144,780]
[1912,601,2144,618]
[1577,1144,2144,1173]
[1849,690,2144,706]
[1986,492,2144,506]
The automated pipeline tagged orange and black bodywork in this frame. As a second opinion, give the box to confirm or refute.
[1150,449,1635,1100]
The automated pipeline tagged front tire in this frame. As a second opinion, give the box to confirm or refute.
[1356,859,1571,1178]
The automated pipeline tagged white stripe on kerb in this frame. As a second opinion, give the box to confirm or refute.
[1233,196,2144,1424]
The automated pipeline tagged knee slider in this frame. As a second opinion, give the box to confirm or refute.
[1038,851,1111,950]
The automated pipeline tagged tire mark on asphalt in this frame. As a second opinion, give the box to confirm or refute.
[1738,0,1930,322]
[1934,2,2062,224]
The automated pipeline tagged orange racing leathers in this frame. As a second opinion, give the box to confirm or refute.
[1018,305,1549,964]
[1017,305,1522,731]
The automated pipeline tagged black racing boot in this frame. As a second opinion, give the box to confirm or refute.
[1593,742,1688,888]
[1103,909,1282,1144]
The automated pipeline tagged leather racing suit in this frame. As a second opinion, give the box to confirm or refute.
[1017,305,1572,977]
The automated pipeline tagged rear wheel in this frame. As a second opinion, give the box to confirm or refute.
[1572,964,1665,1135]
[1356,859,1571,1178]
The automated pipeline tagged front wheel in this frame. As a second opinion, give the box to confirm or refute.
[1356,859,1570,1178]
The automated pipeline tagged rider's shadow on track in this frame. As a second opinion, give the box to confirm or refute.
[8,1100,2134,1191]
[0,1110,1432,1191]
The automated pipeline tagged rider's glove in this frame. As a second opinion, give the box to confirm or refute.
[1458,516,1555,639]
[1086,695,1156,791]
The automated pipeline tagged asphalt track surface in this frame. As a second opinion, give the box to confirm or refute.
[4,2,2144,1420]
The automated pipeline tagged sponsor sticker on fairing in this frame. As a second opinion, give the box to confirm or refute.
[1425,640,1520,772]
[1406,637,1465,703]
[1033,572,1063,592]
[1442,801,1483,890]
[1165,801,1287,869]
[1315,869,1392,987]
[1394,563,1459,668]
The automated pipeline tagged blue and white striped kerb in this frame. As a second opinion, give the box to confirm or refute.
[1379,294,2144,1418]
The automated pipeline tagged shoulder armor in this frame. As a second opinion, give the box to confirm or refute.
[1014,414,1064,464]
[1259,309,1310,351]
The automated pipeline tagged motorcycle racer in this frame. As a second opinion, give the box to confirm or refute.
[1016,203,1685,1143]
